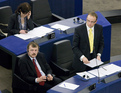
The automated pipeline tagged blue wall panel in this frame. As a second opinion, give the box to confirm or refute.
[48,0,82,18]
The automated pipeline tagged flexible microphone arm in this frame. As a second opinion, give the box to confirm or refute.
[93,46,100,83]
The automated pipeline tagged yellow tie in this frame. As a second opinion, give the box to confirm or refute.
[89,28,93,53]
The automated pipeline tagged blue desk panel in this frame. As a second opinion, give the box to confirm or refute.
[47,60,121,93]
[0,36,29,55]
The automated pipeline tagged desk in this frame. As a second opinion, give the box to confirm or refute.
[47,60,121,93]
[0,11,111,74]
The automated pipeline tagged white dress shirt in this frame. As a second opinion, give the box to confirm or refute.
[29,56,45,83]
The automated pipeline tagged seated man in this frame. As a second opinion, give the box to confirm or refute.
[18,42,62,93]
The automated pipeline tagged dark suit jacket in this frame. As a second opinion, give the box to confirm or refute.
[18,52,52,85]
[72,23,104,71]
[7,13,34,36]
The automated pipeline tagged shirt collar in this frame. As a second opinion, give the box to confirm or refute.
[86,23,94,31]
[29,56,36,62]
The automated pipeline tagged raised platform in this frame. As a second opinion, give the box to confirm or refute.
[110,55,121,63]
[1,89,11,93]
[101,9,121,24]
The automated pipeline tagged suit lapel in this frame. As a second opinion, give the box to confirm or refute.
[26,54,37,75]
[36,55,44,71]
[36,54,46,74]
[15,14,19,29]
[94,25,97,47]
[84,24,90,47]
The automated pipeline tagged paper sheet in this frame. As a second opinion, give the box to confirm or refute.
[85,58,103,68]
[77,71,95,79]
[51,24,70,31]
[14,26,53,40]
[100,64,121,75]
[88,64,121,77]
[59,82,79,90]
[88,69,106,77]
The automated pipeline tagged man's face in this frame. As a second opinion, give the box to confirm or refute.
[86,15,97,28]
[28,45,39,58]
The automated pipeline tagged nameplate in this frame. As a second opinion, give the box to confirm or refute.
[33,36,48,44]
[78,83,96,93]
[63,27,75,34]
[33,32,55,44]
[101,72,121,83]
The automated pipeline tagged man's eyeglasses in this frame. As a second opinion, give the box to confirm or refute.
[86,19,96,23]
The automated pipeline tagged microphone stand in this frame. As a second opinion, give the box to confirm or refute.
[93,47,100,84]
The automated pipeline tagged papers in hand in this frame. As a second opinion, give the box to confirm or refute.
[59,82,79,90]
[51,24,70,31]
[84,58,103,68]
[77,71,95,79]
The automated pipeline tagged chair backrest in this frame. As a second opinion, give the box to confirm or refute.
[14,53,26,76]
[51,40,73,70]
[0,6,12,24]
[30,0,53,25]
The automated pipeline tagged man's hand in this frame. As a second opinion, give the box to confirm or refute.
[97,55,101,61]
[82,56,90,64]
[47,74,53,81]
[37,76,46,83]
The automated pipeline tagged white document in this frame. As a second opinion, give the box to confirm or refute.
[88,69,106,77]
[86,64,121,78]
[59,82,79,90]
[100,64,121,75]
[76,71,95,79]
[15,26,53,40]
[51,24,70,31]
[85,58,103,68]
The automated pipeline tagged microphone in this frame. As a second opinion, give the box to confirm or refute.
[93,46,100,83]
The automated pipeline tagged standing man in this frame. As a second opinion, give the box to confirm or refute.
[19,42,61,93]
[72,12,104,72]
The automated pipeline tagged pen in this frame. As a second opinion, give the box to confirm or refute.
[102,67,107,71]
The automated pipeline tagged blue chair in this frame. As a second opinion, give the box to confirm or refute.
[30,0,64,25]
